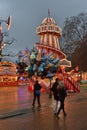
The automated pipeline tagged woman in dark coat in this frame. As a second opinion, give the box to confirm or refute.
[56,81,67,118]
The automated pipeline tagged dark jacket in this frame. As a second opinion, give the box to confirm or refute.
[34,81,42,95]
[51,81,59,100]
[58,86,67,101]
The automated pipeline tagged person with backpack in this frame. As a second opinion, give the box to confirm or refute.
[32,80,42,108]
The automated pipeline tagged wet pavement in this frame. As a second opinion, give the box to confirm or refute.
[0,85,87,130]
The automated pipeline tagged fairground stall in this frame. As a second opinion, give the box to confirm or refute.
[0,61,18,86]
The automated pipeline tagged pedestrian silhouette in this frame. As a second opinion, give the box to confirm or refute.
[32,80,42,108]
[56,81,67,118]
[51,78,60,115]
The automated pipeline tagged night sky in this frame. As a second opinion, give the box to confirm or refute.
[0,0,87,61]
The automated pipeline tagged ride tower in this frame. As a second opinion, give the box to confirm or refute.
[35,11,66,60]
[34,11,80,93]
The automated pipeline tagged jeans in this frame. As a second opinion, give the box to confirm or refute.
[32,94,41,107]
[54,100,60,114]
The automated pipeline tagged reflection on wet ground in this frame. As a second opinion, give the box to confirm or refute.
[0,86,87,130]
[0,86,32,114]
[0,85,51,115]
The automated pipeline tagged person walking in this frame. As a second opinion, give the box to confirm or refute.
[32,80,42,108]
[56,81,67,118]
[51,78,60,115]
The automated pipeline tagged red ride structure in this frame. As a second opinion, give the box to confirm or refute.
[35,11,80,93]
[36,14,66,60]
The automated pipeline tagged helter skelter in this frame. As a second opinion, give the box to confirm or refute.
[35,10,71,67]
[35,10,80,92]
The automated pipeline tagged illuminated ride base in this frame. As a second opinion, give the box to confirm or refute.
[0,61,30,87]
[0,61,18,87]
[0,74,18,87]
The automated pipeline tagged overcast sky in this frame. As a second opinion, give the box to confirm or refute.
[0,0,87,57]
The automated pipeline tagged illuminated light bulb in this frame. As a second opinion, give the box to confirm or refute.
[0,25,2,31]
[3,43,6,46]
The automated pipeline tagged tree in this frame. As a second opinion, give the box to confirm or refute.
[61,12,87,71]
[71,40,87,71]
[0,16,15,61]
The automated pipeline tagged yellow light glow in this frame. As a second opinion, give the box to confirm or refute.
[0,25,2,31]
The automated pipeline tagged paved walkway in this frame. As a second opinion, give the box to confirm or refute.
[0,86,87,130]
